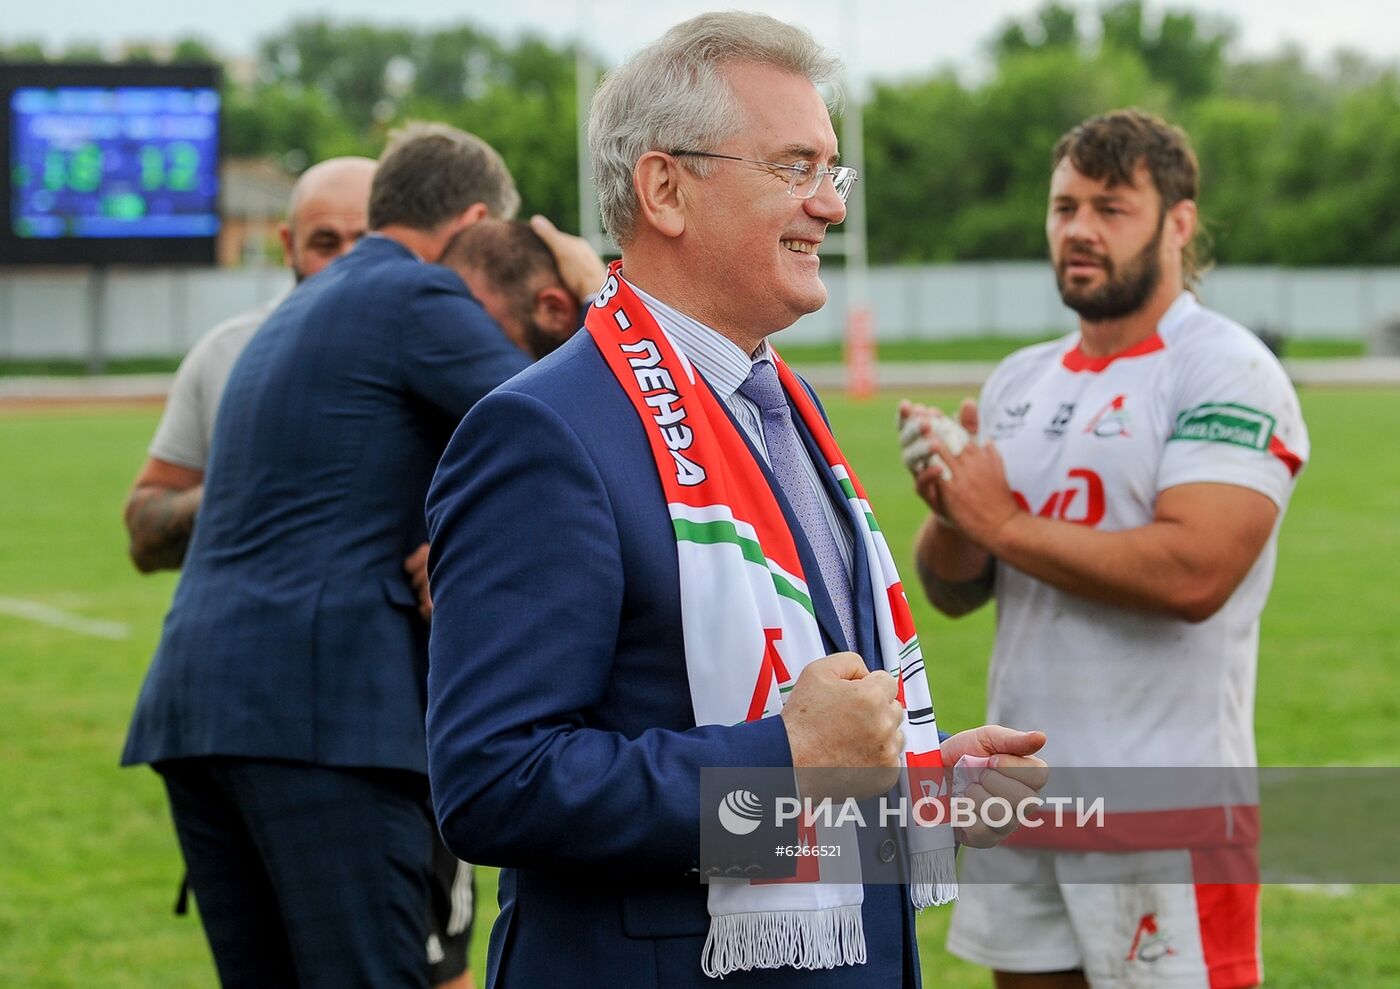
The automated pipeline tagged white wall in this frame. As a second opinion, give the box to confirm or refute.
[0,266,290,361]
[782,263,1400,345]
[2,262,1398,360]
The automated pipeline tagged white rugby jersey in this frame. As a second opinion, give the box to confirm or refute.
[978,292,1308,771]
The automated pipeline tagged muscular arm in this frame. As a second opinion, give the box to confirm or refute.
[984,482,1277,622]
[906,398,997,617]
[123,457,204,573]
[932,432,1278,623]
[914,512,996,618]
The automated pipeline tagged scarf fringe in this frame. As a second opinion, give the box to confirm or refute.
[701,904,867,978]
[910,847,960,909]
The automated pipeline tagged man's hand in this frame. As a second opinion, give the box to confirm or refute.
[529,214,606,303]
[781,652,904,798]
[922,431,1022,553]
[903,398,978,519]
[899,398,971,481]
[940,725,1049,848]
[404,542,432,623]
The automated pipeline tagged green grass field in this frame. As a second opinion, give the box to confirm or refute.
[2,387,1398,987]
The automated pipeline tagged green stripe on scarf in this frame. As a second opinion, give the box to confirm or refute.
[672,517,815,615]
[835,476,881,533]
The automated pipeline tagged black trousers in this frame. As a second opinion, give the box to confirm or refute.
[157,757,435,989]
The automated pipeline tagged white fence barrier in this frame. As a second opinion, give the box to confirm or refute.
[2,262,1399,361]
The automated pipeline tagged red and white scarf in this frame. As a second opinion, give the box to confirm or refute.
[587,263,955,977]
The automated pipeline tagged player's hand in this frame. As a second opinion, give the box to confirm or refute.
[529,215,606,302]
[927,430,1020,552]
[902,399,976,517]
[781,653,904,799]
[403,542,432,623]
[898,400,966,478]
[941,725,1049,848]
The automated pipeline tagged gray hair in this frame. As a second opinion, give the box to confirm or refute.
[369,121,520,231]
[587,12,842,245]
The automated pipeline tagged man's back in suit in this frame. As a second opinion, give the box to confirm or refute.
[123,234,529,773]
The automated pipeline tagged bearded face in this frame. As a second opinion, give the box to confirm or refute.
[1053,209,1165,322]
[1047,158,1175,323]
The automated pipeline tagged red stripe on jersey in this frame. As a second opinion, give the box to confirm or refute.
[1268,434,1304,476]
[1191,849,1262,989]
[1062,332,1166,372]
[1003,804,1259,856]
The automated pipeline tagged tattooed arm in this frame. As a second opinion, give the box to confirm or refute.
[124,458,205,573]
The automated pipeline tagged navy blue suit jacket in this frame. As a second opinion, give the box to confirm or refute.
[124,236,531,773]
[425,329,921,987]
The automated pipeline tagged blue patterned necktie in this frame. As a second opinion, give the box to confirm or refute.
[738,360,855,648]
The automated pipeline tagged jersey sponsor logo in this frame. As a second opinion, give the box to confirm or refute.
[1083,394,1131,438]
[1171,402,1275,451]
[1044,402,1076,438]
[1127,912,1177,963]
[1012,468,1105,526]
[992,402,1032,440]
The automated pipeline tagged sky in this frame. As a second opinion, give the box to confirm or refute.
[5,0,1399,84]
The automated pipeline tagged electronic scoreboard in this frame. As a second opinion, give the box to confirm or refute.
[0,63,221,266]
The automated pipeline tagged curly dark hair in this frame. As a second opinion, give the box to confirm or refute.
[1053,109,1210,287]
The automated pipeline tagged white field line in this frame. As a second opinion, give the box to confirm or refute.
[0,596,130,640]
[1282,884,1356,897]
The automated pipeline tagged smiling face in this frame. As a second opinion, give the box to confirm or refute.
[1047,158,1173,322]
[680,61,846,345]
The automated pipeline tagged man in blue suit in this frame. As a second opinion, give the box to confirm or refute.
[425,14,1048,988]
[123,123,601,988]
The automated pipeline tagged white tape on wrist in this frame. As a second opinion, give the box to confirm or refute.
[897,405,970,480]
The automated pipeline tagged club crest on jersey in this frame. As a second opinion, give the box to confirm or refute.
[1127,913,1177,964]
[1084,394,1132,438]
[992,402,1032,440]
[1044,402,1076,438]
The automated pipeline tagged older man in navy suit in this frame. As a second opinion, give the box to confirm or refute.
[425,14,1049,989]
[123,123,603,988]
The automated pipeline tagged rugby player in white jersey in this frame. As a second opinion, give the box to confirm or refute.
[903,110,1308,989]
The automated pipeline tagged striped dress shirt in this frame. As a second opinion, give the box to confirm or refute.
[626,279,856,583]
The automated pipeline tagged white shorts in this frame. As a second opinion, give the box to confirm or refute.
[946,846,1261,989]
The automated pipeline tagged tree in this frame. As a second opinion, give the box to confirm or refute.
[1267,76,1400,264]
[171,37,219,65]
[1178,97,1283,263]
[991,3,1079,62]
[243,20,583,226]
[865,48,1166,262]
[7,11,1399,265]
[1100,0,1235,101]
[222,83,367,163]
[0,39,46,60]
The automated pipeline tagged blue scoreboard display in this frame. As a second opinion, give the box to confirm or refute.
[0,64,221,266]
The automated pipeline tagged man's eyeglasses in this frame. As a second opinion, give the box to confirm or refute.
[669,150,858,203]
